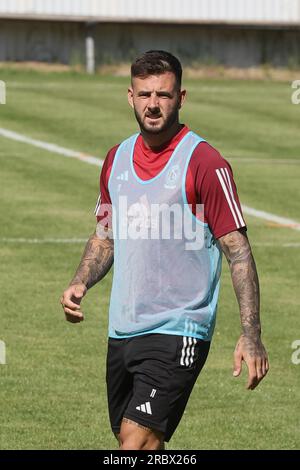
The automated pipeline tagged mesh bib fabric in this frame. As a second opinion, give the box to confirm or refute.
[107,131,222,340]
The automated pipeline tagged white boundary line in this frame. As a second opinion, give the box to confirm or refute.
[242,205,300,232]
[1,237,300,247]
[0,238,87,244]
[228,157,300,164]
[1,126,300,232]
[0,127,104,167]
[252,243,300,247]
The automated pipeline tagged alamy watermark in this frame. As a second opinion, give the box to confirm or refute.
[291,340,300,365]
[0,80,6,104]
[0,340,6,364]
[291,80,300,104]
[96,196,206,250]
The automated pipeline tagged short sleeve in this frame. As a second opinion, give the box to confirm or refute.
[192,143,247,239]
[94,145,119,228]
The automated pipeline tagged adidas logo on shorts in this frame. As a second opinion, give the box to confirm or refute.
[136,401,152,415]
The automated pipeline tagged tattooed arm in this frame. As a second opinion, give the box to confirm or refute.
[218,229,269,389]
[60,223,114,323]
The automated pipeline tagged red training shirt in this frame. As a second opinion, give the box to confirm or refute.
[95,125,246,239]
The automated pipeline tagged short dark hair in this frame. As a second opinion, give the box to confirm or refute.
[131,50,182,87]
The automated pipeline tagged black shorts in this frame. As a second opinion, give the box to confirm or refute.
[106,333,210,442]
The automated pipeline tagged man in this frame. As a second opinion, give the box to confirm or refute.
[61,50,269,450]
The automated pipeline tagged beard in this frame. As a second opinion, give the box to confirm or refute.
[134,105,180,135]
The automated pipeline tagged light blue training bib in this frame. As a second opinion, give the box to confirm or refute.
[107,131,222,340]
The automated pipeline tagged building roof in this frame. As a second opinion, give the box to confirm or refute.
[0,0,299,26]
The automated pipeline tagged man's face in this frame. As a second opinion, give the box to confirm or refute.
[128,72,186,134]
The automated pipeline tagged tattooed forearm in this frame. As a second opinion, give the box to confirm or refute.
[70,224,114,290]
[219,230,261,341]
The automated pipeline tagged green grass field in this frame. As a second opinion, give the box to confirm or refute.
[0,68,299,449]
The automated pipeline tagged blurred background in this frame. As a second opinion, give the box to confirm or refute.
[1,0,300,71]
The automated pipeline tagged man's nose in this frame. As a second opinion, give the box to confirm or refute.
[148,94,159,110]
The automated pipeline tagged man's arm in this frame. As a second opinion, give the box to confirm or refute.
[60,223,114,323]
[218,228,269,389]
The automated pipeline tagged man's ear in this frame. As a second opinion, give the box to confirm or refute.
[128,87,134,108]
[178,89,187,110]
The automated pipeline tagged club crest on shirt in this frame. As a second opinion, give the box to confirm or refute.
[164,164,181,189]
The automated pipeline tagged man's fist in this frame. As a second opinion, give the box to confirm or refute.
[60,283,87,323]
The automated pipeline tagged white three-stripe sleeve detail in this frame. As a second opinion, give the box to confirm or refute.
[222,167,245,227]
[216,169,240,228]
[94,194,101,215]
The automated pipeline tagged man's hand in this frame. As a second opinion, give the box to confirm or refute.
[219,230,269,390]
[60,225,114,324]
[233,334,269,390]
[60,283,87,323]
